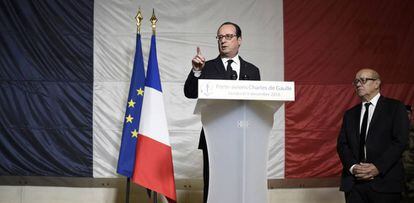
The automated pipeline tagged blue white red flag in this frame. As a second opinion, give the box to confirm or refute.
[132,35,177,202]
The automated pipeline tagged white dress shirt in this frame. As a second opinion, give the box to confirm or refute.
[350,92,380,173]
[221,55,240,80]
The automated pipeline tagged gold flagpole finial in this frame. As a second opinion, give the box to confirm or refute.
[135,8,143,34]
[150,9,158,35]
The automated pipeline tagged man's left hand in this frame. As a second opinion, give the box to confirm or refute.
[353,163,379,181]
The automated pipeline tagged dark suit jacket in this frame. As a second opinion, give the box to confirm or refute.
[184,56,260,149]
[337,96,409,193]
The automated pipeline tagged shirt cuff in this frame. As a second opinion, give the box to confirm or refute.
[192,69,201,77]
[349,164,357,174]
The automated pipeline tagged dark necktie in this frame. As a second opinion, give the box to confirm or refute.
[359,102,371,162]
[226,59,237,80]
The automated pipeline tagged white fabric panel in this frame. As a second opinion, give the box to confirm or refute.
[169,131,204,179]
[93,0,284,178]
[138,88,171,146]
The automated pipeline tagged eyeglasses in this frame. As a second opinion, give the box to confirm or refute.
[216,34,237,40]
[352,78,377,85]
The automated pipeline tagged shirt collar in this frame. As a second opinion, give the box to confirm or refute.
[363,92,380,107]
[221,54,240,65]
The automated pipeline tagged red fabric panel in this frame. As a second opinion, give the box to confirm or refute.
[284,0,414,178]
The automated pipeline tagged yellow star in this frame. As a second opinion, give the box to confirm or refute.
[131,129,139,138]
[125,114,133,123]
[137,88,144,96]
[128,99,135,108]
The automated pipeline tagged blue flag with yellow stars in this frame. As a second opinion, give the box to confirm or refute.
[116,33,146,177]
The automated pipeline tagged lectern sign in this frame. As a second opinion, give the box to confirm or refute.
[198,79,295,101]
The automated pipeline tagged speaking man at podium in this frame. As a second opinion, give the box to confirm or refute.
[184,22,260,203]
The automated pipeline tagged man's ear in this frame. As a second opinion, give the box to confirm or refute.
[375,79,381,89]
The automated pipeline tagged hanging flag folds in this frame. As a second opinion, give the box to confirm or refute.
[3,0,414,185]
[116,33,146,177]
[132,34,177,202]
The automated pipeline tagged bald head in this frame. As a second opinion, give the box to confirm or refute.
[353,68,381,102]
[356,69,381,81]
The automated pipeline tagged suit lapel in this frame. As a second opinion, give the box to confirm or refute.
[354,104,362,142]
[239,56,247,78]
[213,56,226,77]
[366,96,384,139]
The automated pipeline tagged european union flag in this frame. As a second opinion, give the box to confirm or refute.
[116,33,145,177]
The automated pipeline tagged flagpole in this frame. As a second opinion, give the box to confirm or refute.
[150,9,157,35]
[150,9,158,203]
[136,8,143,34]
[123,9,143,203]
[126,178,130,203]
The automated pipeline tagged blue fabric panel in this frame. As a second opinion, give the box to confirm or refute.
[0,0,93,176]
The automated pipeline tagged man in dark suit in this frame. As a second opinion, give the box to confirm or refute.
[337,68,409,203]
[184,22,260,203]
[402,105,414,202]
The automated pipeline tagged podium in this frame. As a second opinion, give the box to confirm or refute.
[194,80,294,203]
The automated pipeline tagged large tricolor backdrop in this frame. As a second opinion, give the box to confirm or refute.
[1,0,413,180]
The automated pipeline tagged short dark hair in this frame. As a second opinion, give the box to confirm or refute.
[218,22,242,38]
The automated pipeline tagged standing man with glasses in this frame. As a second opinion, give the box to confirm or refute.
[337,68,409,203]
[184,22,260,203]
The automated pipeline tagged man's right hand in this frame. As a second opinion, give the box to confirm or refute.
[192,47,205,71]
[353,163,378,181]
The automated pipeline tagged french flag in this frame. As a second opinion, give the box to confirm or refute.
[1,0,413,185]
[132,35,176,202]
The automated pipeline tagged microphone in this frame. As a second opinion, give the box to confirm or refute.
[231,71,238,80]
